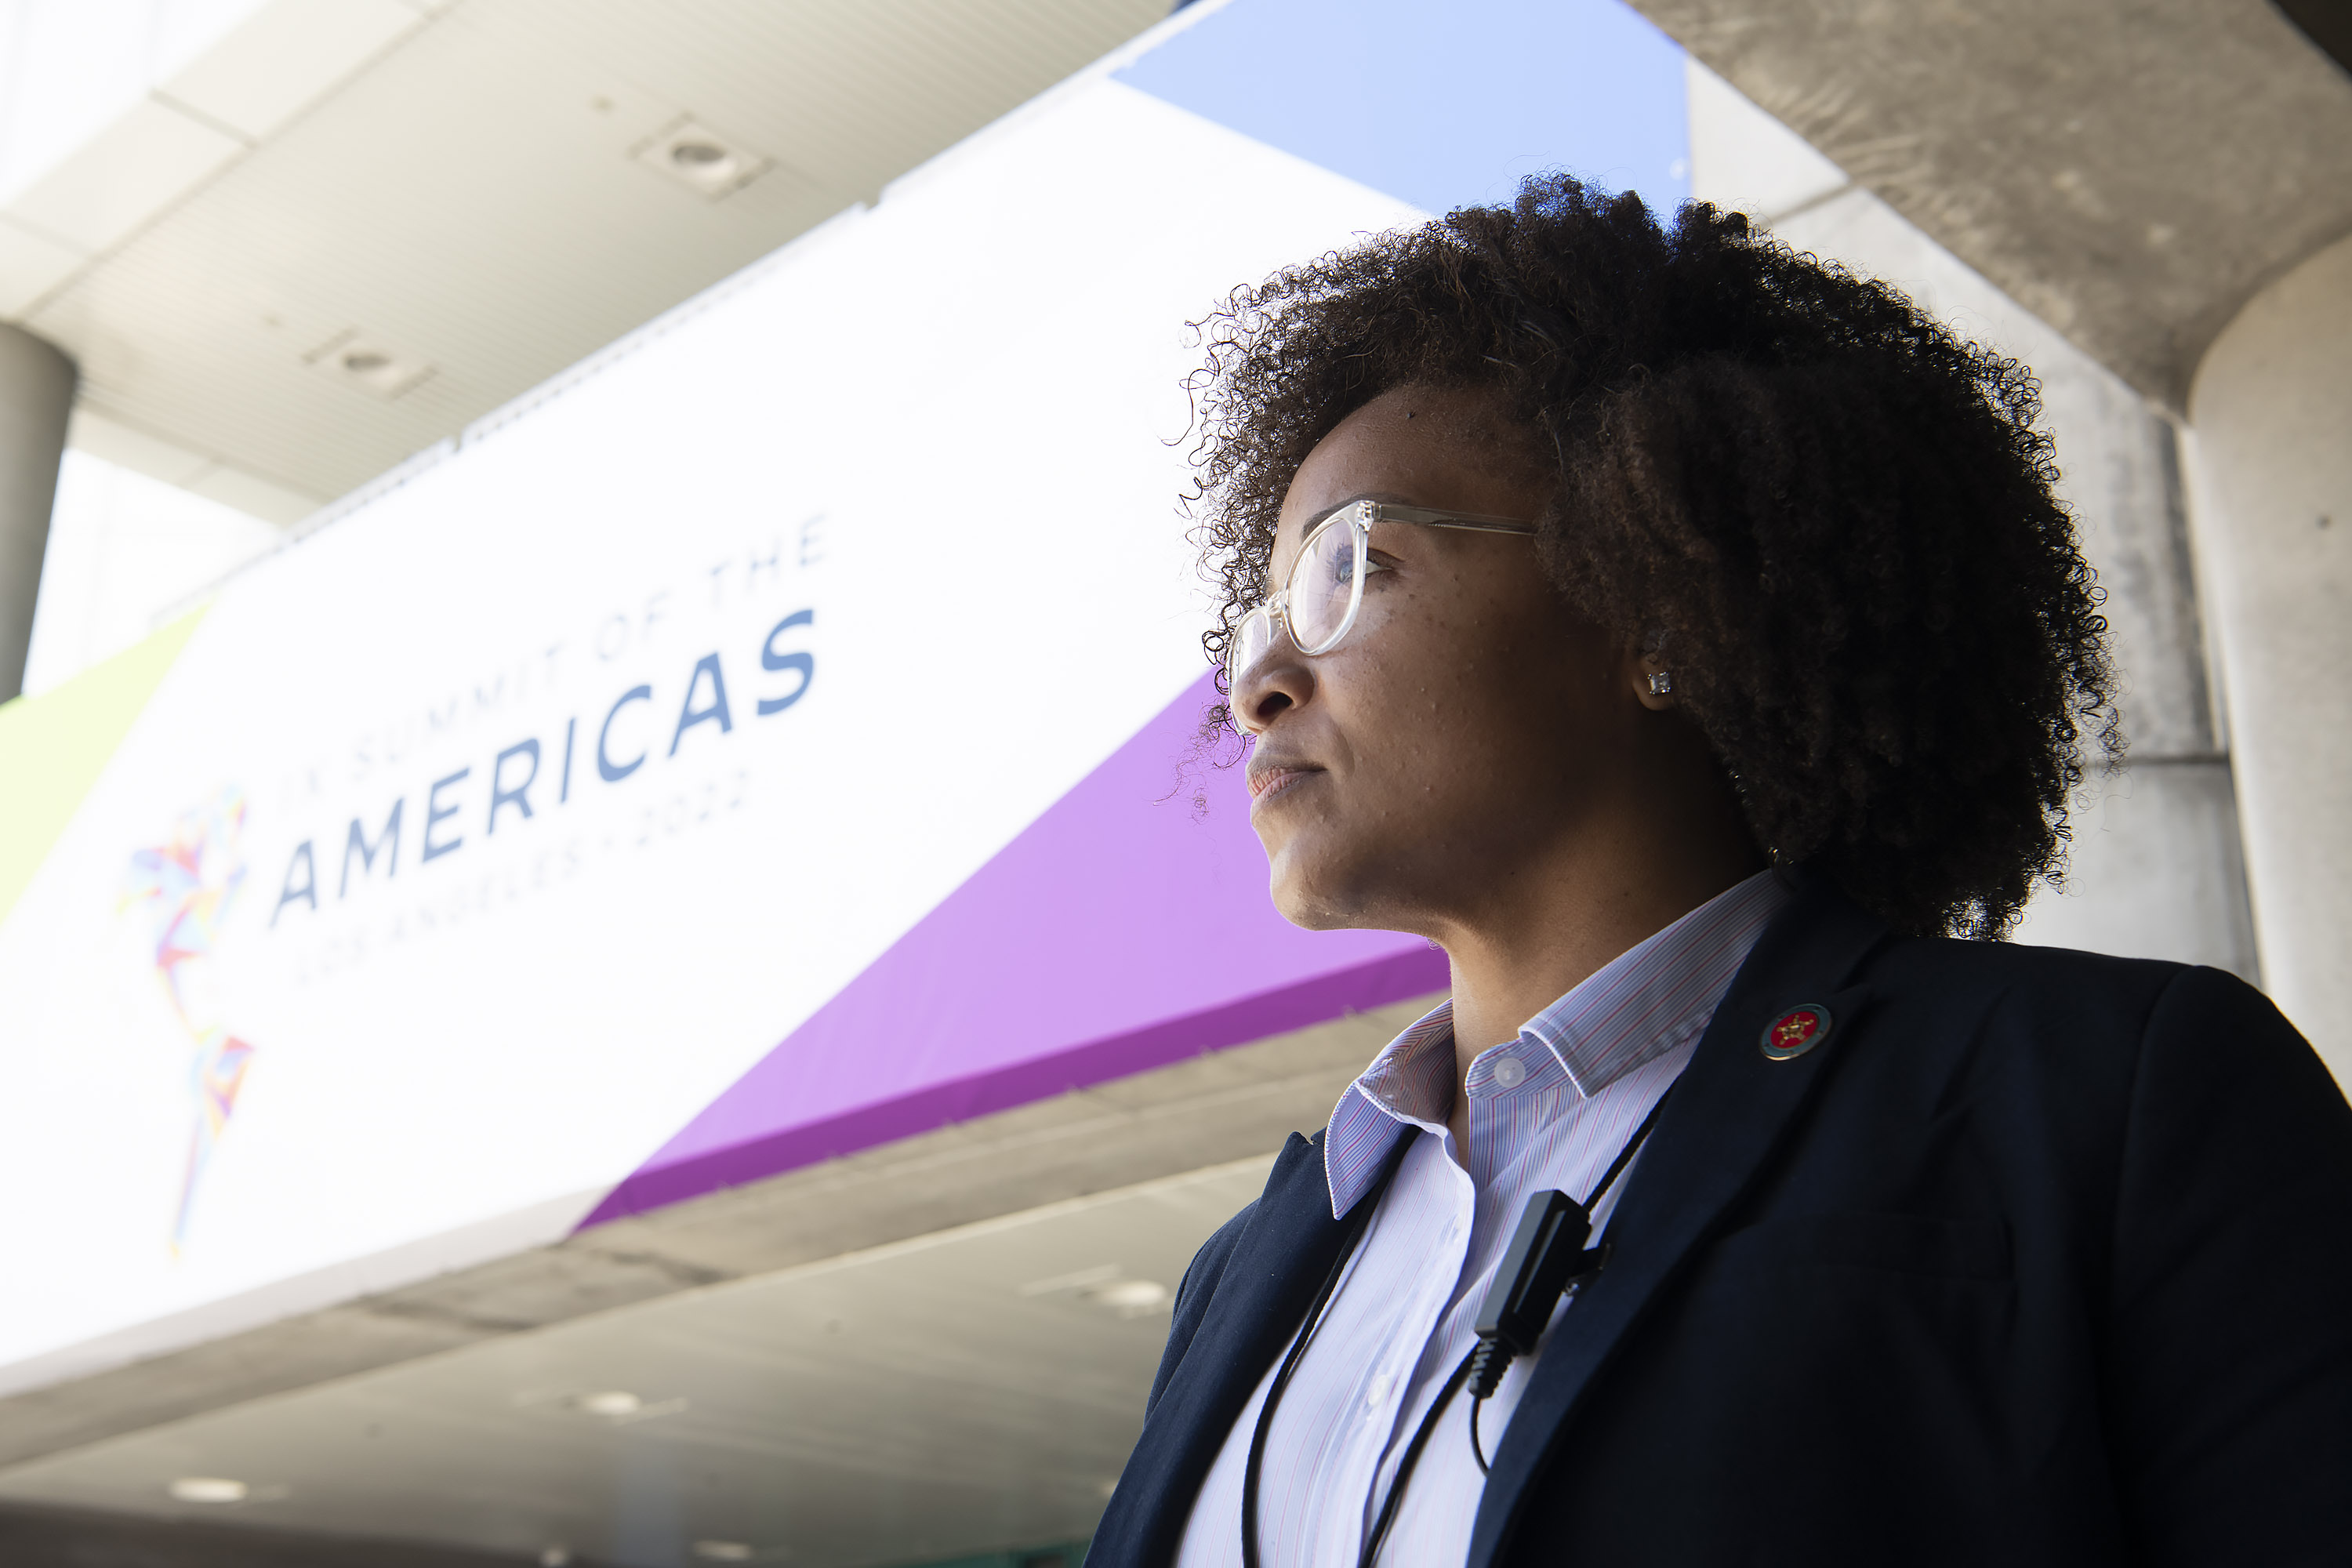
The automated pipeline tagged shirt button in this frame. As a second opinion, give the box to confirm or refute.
[1491,1055,1526,1089]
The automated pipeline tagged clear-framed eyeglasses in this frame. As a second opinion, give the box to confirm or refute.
[1225,499,1538,701]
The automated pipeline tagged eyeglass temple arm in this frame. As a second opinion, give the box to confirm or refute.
[1366,502,1540,536]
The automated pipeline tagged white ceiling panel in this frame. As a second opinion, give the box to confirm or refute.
[23,0,1168,509]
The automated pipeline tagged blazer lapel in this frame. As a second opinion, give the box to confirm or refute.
[1466,878,1889,1568]
[1097,1124,1404,1566]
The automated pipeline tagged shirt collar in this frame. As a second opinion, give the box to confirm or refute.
[1323,869,1794,1217]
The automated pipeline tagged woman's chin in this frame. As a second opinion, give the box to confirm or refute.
[1267,855,1387,934]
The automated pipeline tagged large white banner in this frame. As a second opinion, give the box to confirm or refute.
[0,66,1421,1381]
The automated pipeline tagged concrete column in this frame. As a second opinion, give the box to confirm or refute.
[2186,232,2352,1086]
[0,323,77,702]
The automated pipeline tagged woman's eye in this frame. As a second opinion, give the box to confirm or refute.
[1320,551,1393,593]
[1309,547,1356,588]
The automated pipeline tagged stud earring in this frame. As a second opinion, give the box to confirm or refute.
[1646,670,1674,695]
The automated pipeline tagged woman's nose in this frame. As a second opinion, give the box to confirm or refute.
[1232,641,1312,733]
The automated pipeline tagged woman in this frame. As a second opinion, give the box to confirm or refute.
[1087,177,2352,1566]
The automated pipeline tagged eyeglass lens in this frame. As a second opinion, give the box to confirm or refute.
[1224,514,1366,693]
[1287,516,1364,655]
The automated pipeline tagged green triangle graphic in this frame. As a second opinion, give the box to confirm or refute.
[0,607,210,927]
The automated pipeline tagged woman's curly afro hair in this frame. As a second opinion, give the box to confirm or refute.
[1189,174,2117,941]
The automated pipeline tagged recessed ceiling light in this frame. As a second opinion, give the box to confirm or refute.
[305,328,433,399]
[575,1390,642,1417]
[692,1543,755,1562]
[169,1476,249,1504]
[1086,1279,1171,1315]
[564,1388,690,1424]
[634,117,769,200]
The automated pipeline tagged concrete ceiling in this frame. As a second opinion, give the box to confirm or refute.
[1627,0,2352,408]
[0,1497,533,1568]
[0,996,1432,1565]
[0,1156,1269,1568]
[5,0,1167,522]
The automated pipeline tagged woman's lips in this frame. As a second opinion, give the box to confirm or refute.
[1249,765,1322,805]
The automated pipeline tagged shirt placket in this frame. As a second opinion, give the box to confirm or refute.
[1458,1040,1570,1290]
[1363,1044,1570,1563]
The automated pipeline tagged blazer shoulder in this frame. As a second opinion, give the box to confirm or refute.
[2132,961,2345,1131]
[1180,1199,1259,1316]
[1864,930,2194,1032]
[1142,1126,1338,1418]
[1145,1196,1260,1418]
[1846,935,2328,1145]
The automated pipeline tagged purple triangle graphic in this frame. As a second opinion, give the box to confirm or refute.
[580,672,1446,1227]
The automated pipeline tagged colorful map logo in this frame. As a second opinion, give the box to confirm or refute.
[124,787,260,1253]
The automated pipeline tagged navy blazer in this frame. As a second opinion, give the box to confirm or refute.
[1087,877,2352,1566]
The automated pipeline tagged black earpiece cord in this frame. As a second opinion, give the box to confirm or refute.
[1241,1086,1675,1568]
[1240,1156,1400,1568]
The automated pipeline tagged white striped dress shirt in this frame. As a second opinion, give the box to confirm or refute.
[1174,870,1791,1567]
